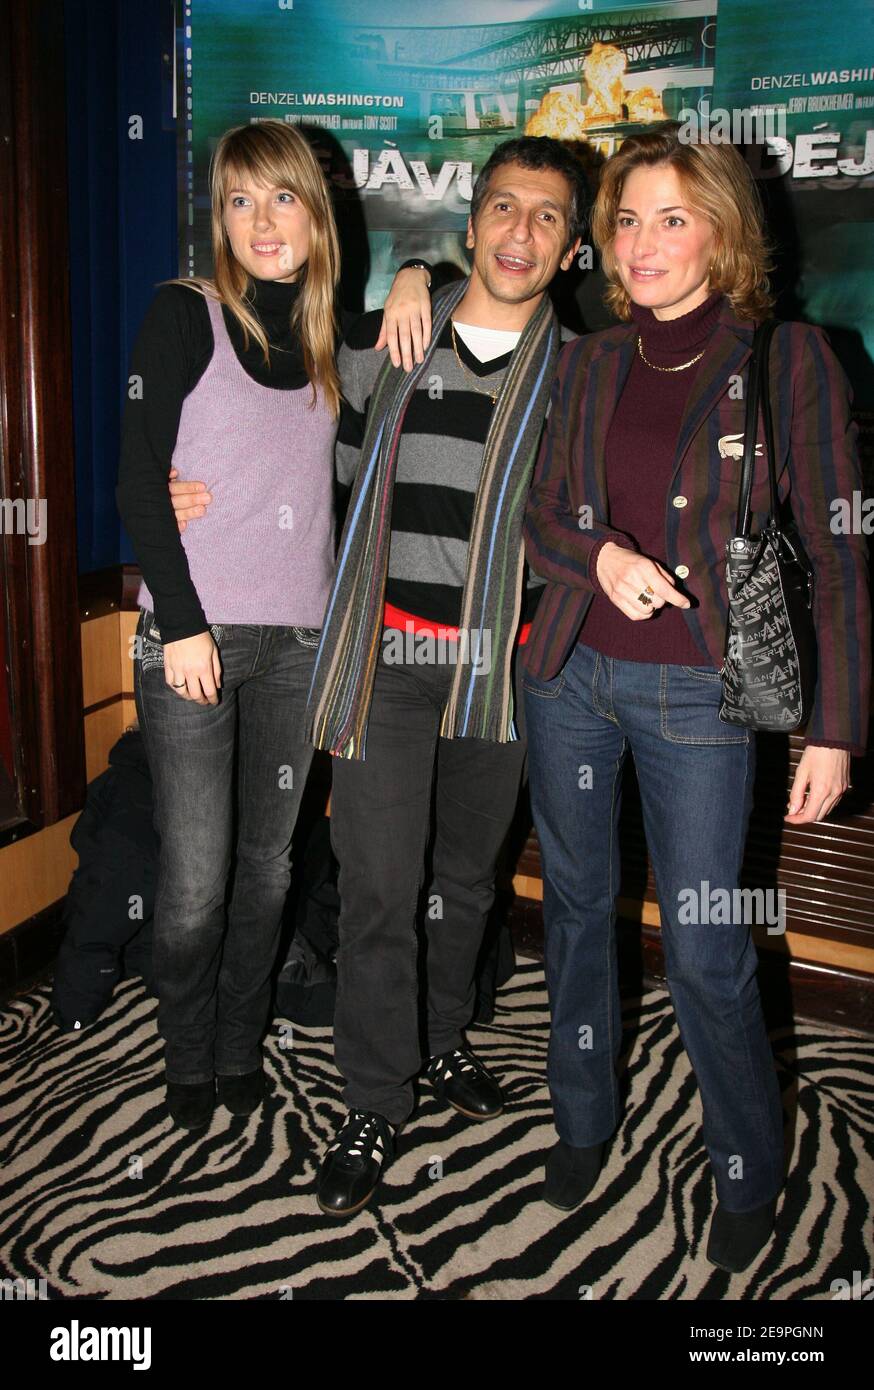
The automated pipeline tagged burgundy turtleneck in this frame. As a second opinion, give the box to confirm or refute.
[579,288,723,665]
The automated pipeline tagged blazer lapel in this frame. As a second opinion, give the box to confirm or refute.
[671,312,755,481]
[584,330,637,520]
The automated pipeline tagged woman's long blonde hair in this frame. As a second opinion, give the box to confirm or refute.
[591,122,774,322]
[166,120,341,416]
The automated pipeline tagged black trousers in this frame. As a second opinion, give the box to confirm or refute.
[329,631,528,1125]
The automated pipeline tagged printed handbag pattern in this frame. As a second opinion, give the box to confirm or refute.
[719,524,816,730]
[717,318,817,733]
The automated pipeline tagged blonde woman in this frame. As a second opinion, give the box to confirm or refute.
[522,123,870,1270]
[117,121,429,1129]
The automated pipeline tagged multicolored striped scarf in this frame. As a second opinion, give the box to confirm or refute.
[306,277,560,759]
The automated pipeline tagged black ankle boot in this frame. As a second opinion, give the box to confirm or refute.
[216,1068,266,1116]
[543,1139,606,1210]
[706,1197,778,1272]
[166,1079,215,1129]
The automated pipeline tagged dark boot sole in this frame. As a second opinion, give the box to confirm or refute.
[543,1191,587,1212]
[542,1176,602,1212]
[706,1232,775,1273]
[167,1108,214,1130]
[706,1251,770,1273]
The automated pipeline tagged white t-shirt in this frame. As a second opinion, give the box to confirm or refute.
[452,319,521,362]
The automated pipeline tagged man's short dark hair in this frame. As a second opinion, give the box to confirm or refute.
[469,136,591,253]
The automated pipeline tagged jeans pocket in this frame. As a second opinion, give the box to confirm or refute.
[661,663,750,744]
[681,664,723,680]
[136,608,228,679]
[521,665,566,699]
[137,608,165,675]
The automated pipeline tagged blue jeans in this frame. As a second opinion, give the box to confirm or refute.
[133,609,317,1084]
[523,642,785,1212]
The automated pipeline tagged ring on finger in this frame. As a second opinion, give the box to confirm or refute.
[637,585,655,607]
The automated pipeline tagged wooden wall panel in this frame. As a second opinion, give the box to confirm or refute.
[84,704,126,783]
[0,814,77,934]
[120,611,139,695]
[1,603,128,934]
[80,613,124,709]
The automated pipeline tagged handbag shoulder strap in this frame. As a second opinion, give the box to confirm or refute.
[736,317,780,536]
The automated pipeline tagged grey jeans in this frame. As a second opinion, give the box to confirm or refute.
[133,608,318,1083]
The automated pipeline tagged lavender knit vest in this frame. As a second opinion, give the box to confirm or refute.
[137,290,336,627]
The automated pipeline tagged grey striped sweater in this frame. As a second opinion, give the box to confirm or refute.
[335,308,563,626]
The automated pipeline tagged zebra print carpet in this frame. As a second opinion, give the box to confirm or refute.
[1,963,871,1300]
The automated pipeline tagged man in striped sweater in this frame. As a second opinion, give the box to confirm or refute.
[313,138,585,1217]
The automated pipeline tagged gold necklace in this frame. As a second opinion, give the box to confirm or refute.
[450,320,503,403]
[637,335,705,372]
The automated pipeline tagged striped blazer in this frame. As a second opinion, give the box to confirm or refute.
[522,298,871,755]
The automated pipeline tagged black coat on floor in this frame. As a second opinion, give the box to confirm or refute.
[51,730,157,1031]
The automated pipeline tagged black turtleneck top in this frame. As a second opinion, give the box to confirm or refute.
[579,288,724,664]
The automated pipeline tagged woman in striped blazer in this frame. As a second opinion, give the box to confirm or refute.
[521,123,870,1273]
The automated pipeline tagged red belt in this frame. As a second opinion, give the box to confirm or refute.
[383,600,530,645]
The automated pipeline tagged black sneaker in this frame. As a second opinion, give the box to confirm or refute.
[423,1047,503,1120]
[317,1110,395,1217]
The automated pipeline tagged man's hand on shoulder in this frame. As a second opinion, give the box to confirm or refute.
[168,467,211,533]
[373,265,433,371]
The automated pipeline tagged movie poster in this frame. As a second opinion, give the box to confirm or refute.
[179,0,874,450]
[179,0,717,306]
[712,0,874,464]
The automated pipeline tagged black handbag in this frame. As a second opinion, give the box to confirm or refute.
[718,319,818,732]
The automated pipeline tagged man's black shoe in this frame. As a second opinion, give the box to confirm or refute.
[423,1047,503,1120]
[166,1079,215,1129]
[216,1068,266,1116]
[317,1109,395,1217]
[543,1139,605,1210]
[706,1197,778,1272]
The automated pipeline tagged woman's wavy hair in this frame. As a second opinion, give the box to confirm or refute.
[591,122,774,322]
[165,120,341,416]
